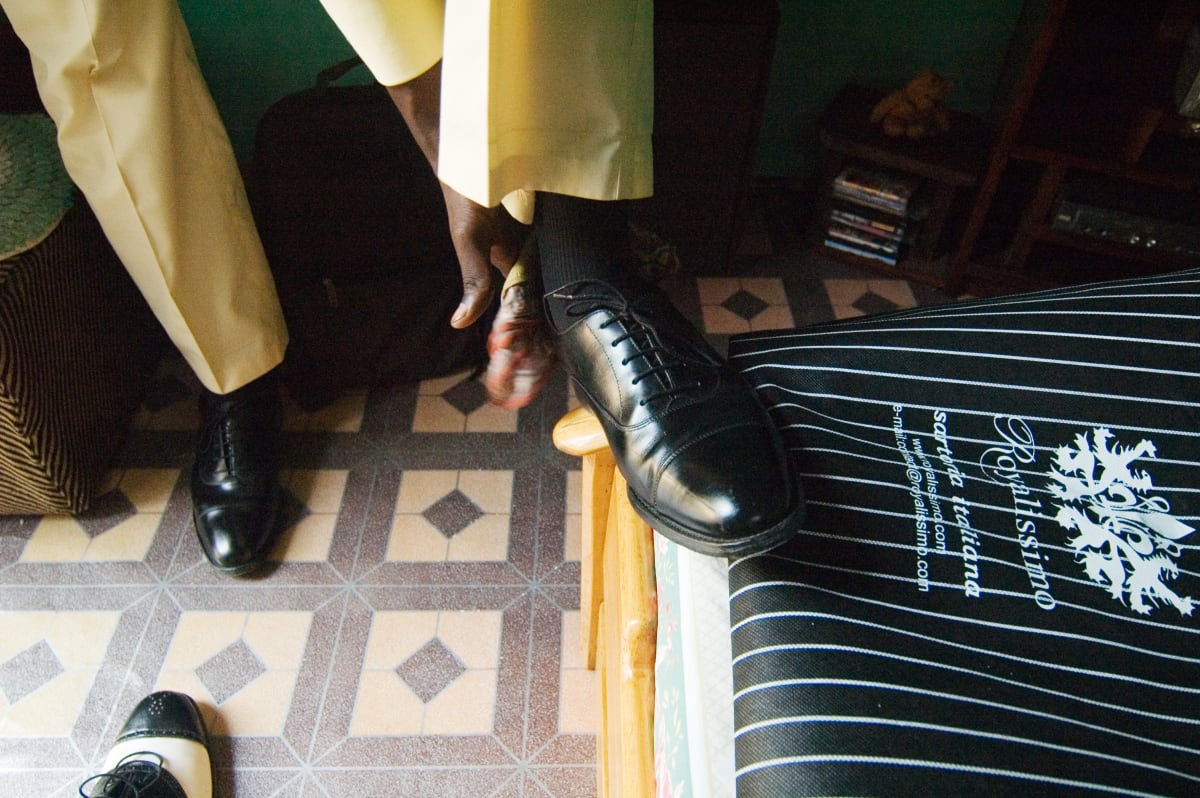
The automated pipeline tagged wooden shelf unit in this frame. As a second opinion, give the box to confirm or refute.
[813,84,989,287]
[950,0,1200,295]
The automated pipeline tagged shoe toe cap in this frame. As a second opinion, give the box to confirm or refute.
[193,497,280,575]
[118,692,207,746]
[654,423,800,547]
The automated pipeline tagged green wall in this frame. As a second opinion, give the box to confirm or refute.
[761,0,1026,175]
[16,1,1027,178]
[177,0,362,160]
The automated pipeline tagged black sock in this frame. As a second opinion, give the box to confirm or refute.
[534,192,630,292]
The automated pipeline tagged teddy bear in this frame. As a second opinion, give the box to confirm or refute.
[869,68,954,139]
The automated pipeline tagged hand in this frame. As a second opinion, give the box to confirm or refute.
[439,183,524,328]
[387,62,523,328]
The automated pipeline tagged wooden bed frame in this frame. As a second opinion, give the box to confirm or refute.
[553,407,658,798]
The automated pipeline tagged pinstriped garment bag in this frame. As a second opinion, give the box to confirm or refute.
[726,268,1200,797]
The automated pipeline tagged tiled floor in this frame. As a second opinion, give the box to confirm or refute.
[0,213,953,797]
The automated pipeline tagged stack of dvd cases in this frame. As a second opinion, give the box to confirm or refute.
[824,165,920,266]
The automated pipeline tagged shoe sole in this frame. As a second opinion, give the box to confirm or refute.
[196,542,269,577]
[625,485,805,558]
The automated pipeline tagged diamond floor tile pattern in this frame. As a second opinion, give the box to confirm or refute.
[20,469,179,564]
[390,470,514,563]
[0,612,122,738]
[0,245,949,796]
[824,276,918,319]
[353,610,503,736]
[156,611,311,737]
[697,276,796,334]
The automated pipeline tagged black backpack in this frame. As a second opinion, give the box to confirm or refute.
[251,58,493,410]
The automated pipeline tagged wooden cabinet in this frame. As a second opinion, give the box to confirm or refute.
[629,0,780,275]
[950,0,1200,295]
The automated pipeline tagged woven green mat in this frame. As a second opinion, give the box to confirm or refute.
[1,113,74,262]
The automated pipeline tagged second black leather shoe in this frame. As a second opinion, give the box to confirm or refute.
[545,278,804,556]
[79,691,212,798]
[192,369,283,576]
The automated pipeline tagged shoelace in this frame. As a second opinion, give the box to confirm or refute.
[196,401,243,476]
[556,288,704,407]
[78,752,166,797]
[196,392,278,479]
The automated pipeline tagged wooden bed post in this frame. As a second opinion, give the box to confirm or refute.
[553,407,658,798]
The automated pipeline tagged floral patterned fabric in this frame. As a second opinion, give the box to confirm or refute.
[653,533,736,798]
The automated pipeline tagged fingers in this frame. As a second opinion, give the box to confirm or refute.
[441,186,494,328]
[447,216,495,328]
[450,257,495,328]
[441,185,535,328]
[488,206,527,277]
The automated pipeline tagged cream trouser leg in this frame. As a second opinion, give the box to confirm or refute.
[318,0,655,215]
[2,0,288,394]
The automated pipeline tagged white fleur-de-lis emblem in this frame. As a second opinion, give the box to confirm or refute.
[1048,428,1194,616]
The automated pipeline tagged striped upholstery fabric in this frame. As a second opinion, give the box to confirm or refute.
[726,270,1200,797]
[0,202,163,514]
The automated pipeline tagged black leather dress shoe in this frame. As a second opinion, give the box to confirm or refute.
[545,278,804,556]
[80,691,212,798]
[192,369,283,576]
